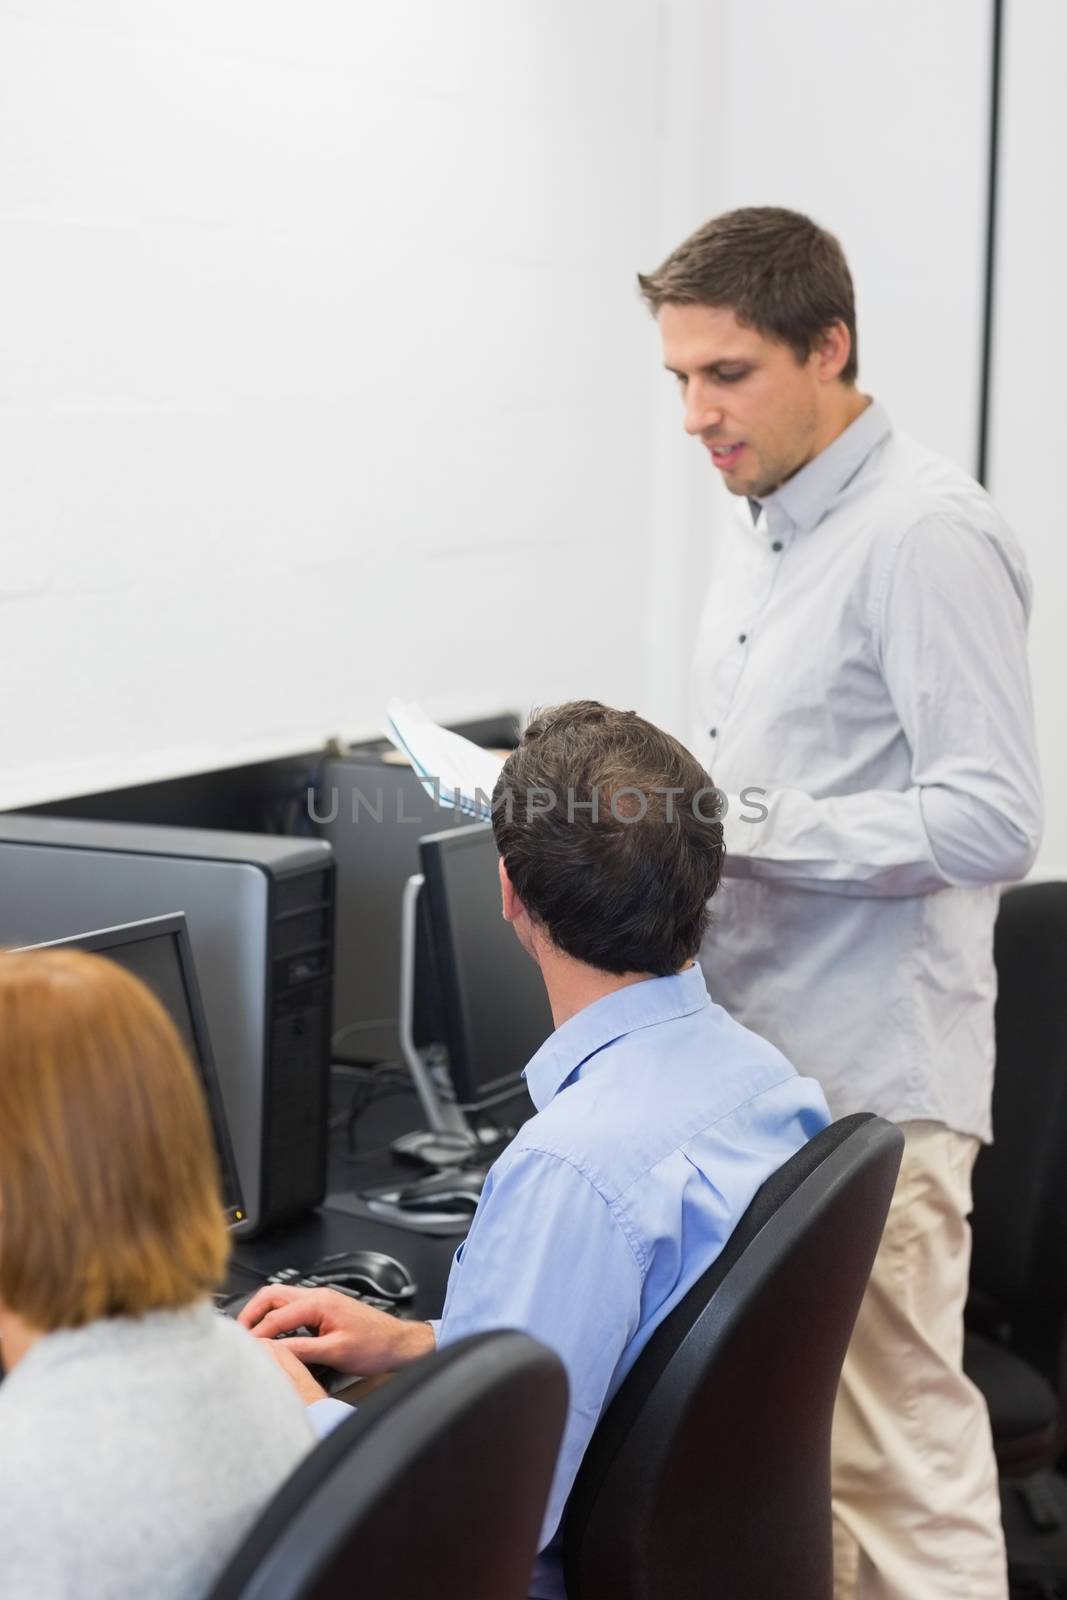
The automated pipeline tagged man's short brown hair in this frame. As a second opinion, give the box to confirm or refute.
[638,206,858,384]
[491,701,723,977]
[0,949,229,1330]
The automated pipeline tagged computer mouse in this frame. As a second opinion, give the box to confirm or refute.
[394,1186,480,1218]
[307,1249,416,1302]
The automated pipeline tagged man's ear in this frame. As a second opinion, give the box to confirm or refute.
[814,320,852,383]
[498,855,521,923]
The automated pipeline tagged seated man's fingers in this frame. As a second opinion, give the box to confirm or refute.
[239,1288,407,1374]
[236,1285,302,1329]
[271,1332,342,1368]
[280,1326,378,1376]
[246,1296,323,1340]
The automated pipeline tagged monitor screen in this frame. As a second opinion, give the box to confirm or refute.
[419,823,553,1110]
[19,913,245,1227]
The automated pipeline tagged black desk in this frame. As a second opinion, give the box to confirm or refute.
[228,1072,465,1323]
[229,1201,458,1324]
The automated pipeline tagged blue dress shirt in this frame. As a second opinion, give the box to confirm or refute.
[310,964,829,1592]
[431,961,829,1598]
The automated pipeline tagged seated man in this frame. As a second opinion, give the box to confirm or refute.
[240,699,829,1599]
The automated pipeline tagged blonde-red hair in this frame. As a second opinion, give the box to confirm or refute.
[0,948,229,1329]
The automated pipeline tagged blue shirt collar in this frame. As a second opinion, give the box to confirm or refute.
[754,396,891,536]
[523,963,712,1111]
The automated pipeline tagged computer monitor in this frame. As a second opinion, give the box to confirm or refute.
[418,823,553,1116]
[19,913,246,1227]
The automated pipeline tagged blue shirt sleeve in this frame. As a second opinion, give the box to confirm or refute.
[306,1397,352,1439]
[435,1146,644,1547]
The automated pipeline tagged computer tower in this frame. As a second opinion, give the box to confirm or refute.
[0,814,334,1236]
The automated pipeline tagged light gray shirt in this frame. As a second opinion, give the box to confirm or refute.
[0,1302,316,1600]
[692,400,1043,1140]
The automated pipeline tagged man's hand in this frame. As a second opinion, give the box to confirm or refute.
[237,1285,435,1376]
[260,1336,329,1405]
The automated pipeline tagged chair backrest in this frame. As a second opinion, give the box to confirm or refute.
[563,1113,903,1600]
[970,882,1067,1312]
[207,1330,568,1600]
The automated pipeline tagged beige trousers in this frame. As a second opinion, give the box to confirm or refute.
[831,1121,1007,1600]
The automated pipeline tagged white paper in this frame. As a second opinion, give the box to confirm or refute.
[384,699,506,819]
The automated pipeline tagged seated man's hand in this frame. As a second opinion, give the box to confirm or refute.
[259,1336,329,1405]
[237,1285,434,1376]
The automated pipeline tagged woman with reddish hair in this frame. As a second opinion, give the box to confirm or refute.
[0,948,314,1599]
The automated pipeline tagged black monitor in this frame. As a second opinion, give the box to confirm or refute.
[19,913,245,1227]
[418,823,553,1115]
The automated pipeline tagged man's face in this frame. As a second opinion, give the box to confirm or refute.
[658,303,826,499]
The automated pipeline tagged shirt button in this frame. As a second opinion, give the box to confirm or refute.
[771,540,783,552]
[738,633,747,644]
[709,727,717,739]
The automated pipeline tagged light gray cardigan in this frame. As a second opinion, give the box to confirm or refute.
[0,1302,315,1599]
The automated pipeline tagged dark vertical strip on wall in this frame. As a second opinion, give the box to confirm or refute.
[978,0,1005,486]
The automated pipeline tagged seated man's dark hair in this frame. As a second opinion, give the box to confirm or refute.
[491,700,723,977]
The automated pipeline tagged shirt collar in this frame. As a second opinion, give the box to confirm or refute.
[754,396,891,537]
[523,962,712,1111]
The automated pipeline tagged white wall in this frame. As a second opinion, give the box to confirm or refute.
[0,0,668,807]
[987,3,1067,876]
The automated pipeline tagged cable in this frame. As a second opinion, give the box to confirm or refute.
[458,1079,534,1116]
[331,1017,398,1049]
[328,1061,420,1155]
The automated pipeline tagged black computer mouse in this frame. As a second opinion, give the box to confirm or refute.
[307,1249,416,1302]
[394,1185,481,1218]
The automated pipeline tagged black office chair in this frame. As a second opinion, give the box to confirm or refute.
[563,1112,903,1600]
[207,1330,568,1600]
[965,882,1067,1476]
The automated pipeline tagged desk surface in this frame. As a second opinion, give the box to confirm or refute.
[228,1073,464,1323]
[230,1201,458,1323]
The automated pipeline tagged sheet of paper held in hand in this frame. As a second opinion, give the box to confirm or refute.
[384,699,506,820]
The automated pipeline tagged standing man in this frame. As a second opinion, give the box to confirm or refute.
[638,206,1043,1600]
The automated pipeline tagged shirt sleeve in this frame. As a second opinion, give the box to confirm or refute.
[306,1397,353,1438]
[722,513,1043,896]
[435,1146,644,1549]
